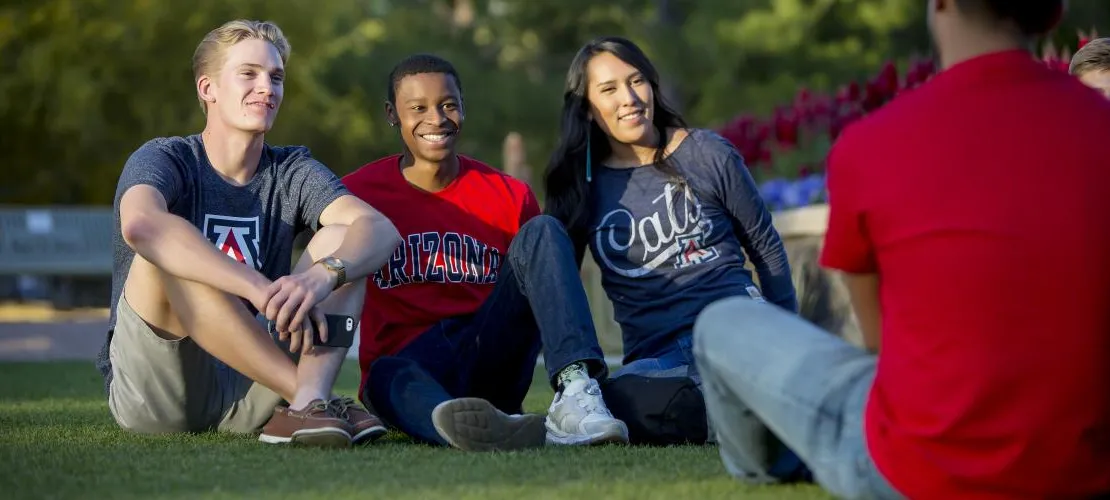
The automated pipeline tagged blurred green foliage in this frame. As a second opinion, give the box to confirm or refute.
[1,0,1106,205]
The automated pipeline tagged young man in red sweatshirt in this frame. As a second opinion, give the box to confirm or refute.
[695,1,1110,498]
[342,54,629,451]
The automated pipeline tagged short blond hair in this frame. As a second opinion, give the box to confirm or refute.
[192,19,291,113]
[1070,38,1110,77]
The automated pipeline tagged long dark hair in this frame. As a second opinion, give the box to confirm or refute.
[543,36,688,244]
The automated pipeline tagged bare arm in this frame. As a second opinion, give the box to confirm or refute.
[841,272,881,353]
[312,194,402,282]
[265,194,401,335]
[120,184,270,307]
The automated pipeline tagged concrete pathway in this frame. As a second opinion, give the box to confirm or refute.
[0,320,108,361]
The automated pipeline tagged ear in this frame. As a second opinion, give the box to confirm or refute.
[932,0,951,13]
[384,101,398,127]
[197,75,216,107]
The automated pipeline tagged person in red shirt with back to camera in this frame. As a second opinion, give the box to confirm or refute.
[693,0,1110,498]
[342,54,630,452]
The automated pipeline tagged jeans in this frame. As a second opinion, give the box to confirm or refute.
[362,215,607,445]
[611,334,700,383]
[694,296,903,499]
[613,332,807,480]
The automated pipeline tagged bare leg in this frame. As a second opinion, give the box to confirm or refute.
[123,224,363,412]
[124,256,298,403]
[285,225,366,410]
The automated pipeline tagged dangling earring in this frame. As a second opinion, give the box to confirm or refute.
[585,132,593,183]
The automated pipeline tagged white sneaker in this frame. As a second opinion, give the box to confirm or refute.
[544,378,629,445]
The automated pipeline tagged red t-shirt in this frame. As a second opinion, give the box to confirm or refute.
[342,155,541,390]
[820,50,1110,499]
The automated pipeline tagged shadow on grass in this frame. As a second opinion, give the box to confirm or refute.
[0,361,831,500]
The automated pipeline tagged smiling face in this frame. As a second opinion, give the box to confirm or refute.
[387,72,464,163]
[584,51,655,149]
[198,38,284,134]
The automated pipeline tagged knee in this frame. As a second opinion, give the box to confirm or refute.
[369,356,403,374]
[693,296,763,360]
[516,215,569,241]
[509,215,573,259]
[368,357,410,389]
[364,356,411,404]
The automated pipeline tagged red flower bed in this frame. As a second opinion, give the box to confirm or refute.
[719,30,1093,187]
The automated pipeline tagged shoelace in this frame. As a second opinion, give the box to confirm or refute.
[307,400,333,415]
[572,384,612,417]
[328,397,358,420]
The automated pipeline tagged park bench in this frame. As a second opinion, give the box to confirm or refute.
[0,206,114,308]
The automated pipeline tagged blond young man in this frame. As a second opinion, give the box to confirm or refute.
[95,19,402,447]
[1070,37,1110,98]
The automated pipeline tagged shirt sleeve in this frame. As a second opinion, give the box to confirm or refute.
[115,139,185,208]
[818,138,877,274]
[706,135,799,312]
[283,148,350,233]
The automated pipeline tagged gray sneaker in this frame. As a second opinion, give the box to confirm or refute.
[431,398,547,452]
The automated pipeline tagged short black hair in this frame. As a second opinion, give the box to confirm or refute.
[386,53,463,105]
[954,0,1062,37]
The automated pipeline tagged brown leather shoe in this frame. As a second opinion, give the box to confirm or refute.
[330,397,387,445]
[259,399,351,448]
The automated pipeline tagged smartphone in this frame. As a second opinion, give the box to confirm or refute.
[311,314,357,348]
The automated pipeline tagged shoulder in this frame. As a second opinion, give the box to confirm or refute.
[342,155,400,184]
[834,82,935,161]
[127,135,199,165]
[267,143,325,170]
[676,128,741,165]
[1043,74,1110,129]
[460,155,534,196]
[669,128,746,188]
[458,155,538,216]
[341,155,402,197]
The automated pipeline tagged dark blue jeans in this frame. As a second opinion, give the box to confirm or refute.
[361,215,607,445]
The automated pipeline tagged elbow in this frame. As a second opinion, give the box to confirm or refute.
[121,212,160,250]
[374,214,403,251]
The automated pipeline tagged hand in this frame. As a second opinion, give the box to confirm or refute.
[263,263,336,336]
[286,306,329,355]
[247,276,276,315]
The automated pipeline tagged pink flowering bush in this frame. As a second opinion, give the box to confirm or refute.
[729,30,1092,211]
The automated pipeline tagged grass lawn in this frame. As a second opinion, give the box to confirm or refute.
[0,360,831,499]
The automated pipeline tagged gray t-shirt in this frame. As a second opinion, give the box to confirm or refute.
[95,134,349,389]
[587,128,797,364]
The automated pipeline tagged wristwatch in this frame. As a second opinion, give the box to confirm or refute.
[316,256,347,290]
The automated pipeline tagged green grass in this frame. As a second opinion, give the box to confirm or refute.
[0,361,830,499]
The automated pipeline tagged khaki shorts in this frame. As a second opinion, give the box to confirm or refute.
[107,295,284,434]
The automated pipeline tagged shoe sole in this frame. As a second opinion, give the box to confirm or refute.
[545,421,630,446]
[259,427,352,448]
[351,425,388,445]
[431,398,547,452]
